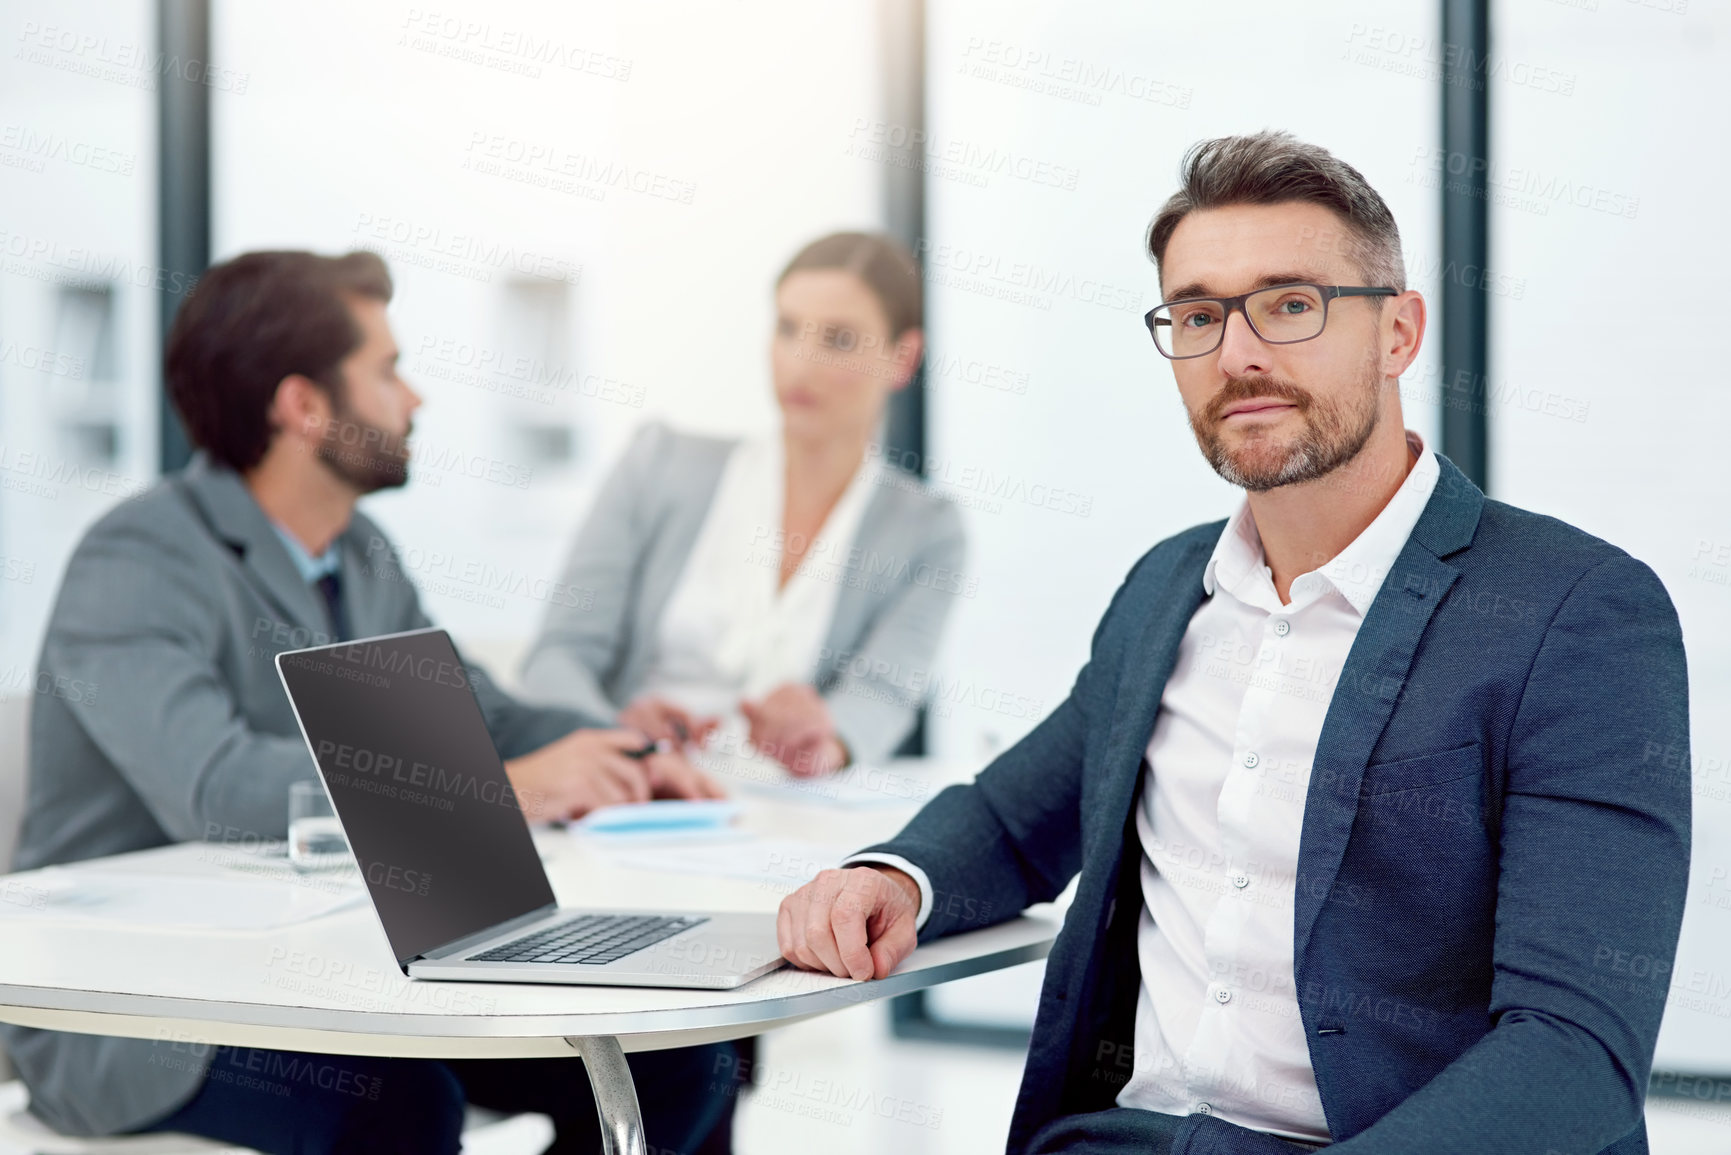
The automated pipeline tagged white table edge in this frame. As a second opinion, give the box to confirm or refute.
[0,918,1057,1057]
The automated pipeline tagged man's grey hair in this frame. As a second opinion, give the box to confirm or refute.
[1146,131,1406,293]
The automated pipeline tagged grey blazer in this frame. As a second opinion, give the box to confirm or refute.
[519,422,968,766]
[1,455,589,1137]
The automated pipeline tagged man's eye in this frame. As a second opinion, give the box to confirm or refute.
[776,318,798,338]
[1179,310,1218,329]
[1276,298,1313,315]
[824,326,858,352]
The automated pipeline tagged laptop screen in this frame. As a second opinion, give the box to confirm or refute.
[277,629,557,966]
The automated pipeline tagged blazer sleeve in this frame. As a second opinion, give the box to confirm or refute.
[38,516,319,842]
[1316,554,1691,1155]
[855,549,1151,942]
[823,498,968,766]
[517,423,667,721]
[468,665,592,759]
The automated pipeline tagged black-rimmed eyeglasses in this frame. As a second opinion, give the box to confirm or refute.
[1144,283,1398,360]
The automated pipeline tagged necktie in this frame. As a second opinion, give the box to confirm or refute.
[314,571,348,642]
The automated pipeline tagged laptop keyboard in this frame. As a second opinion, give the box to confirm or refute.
[470,914,708,966]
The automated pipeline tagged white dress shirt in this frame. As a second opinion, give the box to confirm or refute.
[856,432,1438,1144]
[636,434,880,733]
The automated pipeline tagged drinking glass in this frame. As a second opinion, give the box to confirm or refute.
[288,781,351,871]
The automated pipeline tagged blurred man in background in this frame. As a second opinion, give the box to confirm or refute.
[2,249,736,1153]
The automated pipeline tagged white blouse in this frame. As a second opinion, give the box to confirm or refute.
[634,435,880,726]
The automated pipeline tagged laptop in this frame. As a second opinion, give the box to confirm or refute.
[275,627,785,989]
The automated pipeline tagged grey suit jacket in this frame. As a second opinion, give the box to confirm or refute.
[1,455,589,1137]
[518,422,969,766]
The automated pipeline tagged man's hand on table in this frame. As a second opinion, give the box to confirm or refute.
[504,728,724,823]
[778,865,921,981]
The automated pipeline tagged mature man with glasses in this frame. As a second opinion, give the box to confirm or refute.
[778,132,1689,1154]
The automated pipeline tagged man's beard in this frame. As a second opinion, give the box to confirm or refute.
[1188,350,1383,493]
[315,394,410,493]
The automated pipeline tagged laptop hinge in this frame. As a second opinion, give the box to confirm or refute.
[413,904,561,963]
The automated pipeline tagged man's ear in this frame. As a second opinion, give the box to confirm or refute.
[268,374,333,443]
[1381,291,1426,380]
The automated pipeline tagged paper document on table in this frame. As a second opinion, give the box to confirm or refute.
[0,866,364,930]
[603,837,858,891]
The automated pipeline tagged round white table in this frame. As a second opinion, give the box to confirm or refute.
[0,764,1058,1154]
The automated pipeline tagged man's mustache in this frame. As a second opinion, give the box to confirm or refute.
[1202,375,1313,425]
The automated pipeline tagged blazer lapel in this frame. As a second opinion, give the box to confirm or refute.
[823,483,895,667]
[179,456,331,638]
[1293,455,1485,959]
[1098,537,1214,844]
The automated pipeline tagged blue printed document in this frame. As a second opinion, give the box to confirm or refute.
[570,799,744,837]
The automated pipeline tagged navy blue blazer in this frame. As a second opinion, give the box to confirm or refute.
[867,456,1690,1154]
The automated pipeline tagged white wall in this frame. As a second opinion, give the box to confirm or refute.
[0,0,160,692]
[1489,0,1731,1072]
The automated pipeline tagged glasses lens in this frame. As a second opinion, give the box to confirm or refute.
[1151,299,1226,357]
[1246,285,1327,343]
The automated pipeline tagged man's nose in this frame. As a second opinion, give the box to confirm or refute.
[1215,309,1273,379]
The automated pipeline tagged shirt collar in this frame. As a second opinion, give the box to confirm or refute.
[268,521,342,584]
[1202,500,1272,604]
[1203,431,1440,618]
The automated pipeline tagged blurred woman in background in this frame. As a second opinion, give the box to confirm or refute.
[520,232,965,777]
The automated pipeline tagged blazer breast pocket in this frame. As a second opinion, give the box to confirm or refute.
[1360,742,1484,795]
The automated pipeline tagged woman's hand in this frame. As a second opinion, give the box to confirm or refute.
[618,695,719,748]
[741,683,848,777]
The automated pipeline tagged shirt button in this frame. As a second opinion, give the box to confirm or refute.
[1231,872,1250,889]
[1272,618,1291,637]
[1242,751,1260,769]
[1196,1102,1213,1115]
[1213,987,1232,1004]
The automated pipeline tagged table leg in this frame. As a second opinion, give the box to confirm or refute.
[565,1035,647,1155]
